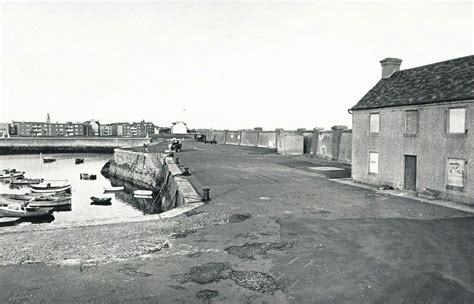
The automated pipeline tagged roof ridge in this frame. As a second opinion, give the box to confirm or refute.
[395,54,474,74]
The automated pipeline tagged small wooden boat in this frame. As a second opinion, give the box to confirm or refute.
[75,158,84,164]
[0,169,25,179]
[90,196,112,205]
[134,190,153,199]
[43,157,56,163]
[30,183,71,193]
[103,186,124,192]
[28,197,71,208]
[0,203,53,218]
[10,178,44,186]
[80,173,97,180]
[2,192,62,201]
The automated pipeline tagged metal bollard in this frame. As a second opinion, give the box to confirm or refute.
[175,157,179,164]
[182,167,191,176]
[202,187,210,202]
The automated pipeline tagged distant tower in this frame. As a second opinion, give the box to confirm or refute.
[46,113,51,123]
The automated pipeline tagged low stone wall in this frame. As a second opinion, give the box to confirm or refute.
[317,131,334,159]
[338,131,352,163]
[241,130,258,147]
[257,132,276,149]
[225,131,241,145]
[198,127,353,161]
[277,132,304,155]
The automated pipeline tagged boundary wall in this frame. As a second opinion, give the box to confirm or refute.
[200,126,352,162]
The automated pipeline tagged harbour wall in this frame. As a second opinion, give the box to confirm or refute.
[0,137,151,154]
[106,149,202,212]
[198,126,352,162]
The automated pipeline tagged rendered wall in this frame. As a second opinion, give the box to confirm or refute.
[278,133,304,155]
[338,131,352,162]
[257,132,276,148]
[301,131,314,154]
[225,131,241,145]
[316,131,334,159]
[352,101,474,205]
[241,130,258,147]
[210,130,226,144]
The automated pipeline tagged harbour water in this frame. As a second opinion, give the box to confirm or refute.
[0,153,157,228]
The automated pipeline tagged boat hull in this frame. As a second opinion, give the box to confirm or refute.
[28,197,72,208]
[0,209,53,218]
[30,184,72,193]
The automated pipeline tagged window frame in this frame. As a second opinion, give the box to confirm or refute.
[368,151,379,175]
[447,107,467,136]
[369,112,380,135]
[403,109,419,136]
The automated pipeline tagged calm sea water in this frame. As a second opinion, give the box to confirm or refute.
[0,153,156,228]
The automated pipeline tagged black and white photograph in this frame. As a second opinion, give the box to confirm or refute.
[0,0,473,303]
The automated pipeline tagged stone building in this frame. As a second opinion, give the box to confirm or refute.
[350,55,474,204]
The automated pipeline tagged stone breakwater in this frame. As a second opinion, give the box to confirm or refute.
[107,149,164,190]
[105,148,202,212]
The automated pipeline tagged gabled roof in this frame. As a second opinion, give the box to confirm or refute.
[351,55,474,111]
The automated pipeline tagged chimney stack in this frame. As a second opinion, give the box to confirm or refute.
[380,58,402,79]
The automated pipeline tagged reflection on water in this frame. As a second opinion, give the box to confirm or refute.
[0,153,158,227]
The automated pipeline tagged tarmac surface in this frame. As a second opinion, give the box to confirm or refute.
[1,139,473,303]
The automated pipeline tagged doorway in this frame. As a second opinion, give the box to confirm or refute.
[404,155,417,191]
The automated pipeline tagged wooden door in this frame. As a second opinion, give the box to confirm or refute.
[404,155,417,191]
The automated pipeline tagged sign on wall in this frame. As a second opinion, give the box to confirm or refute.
[447,158,465,187]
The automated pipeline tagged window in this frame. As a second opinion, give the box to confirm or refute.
[447,158,465,189]
[448,108,466,134]
[404,110,418,135]
[369,152,379,174]
[369,113,380,134]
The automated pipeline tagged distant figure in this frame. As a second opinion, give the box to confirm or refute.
[168,138,182,152]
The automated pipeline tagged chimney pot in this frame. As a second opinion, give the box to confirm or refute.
[380,58,402,79]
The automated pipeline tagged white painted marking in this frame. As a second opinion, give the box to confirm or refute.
[308,166,345,171]
[259,197,270,200]
[287,256,299,265]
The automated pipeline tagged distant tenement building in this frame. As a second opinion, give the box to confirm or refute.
[351,55,474,204]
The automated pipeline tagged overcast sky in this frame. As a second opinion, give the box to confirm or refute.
[1,1,472,130]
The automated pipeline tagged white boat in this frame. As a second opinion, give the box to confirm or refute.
[134,190,153,198]
[30,183,72,193]
[0,169,25,179]
[104,186,124,192]
[0,203,53,218]
[27,196,72,208]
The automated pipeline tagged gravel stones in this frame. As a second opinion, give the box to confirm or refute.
[225,241,295,259]
[230,271,279,294]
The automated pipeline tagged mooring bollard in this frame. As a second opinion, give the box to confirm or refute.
[202,187,210,202]
[182,167,191,176]
[175,157,179,164]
